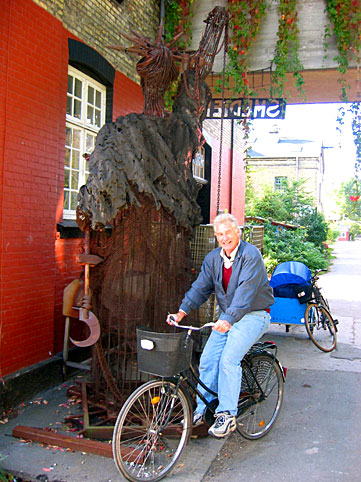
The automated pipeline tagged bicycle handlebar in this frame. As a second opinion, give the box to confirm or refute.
[168,315,215,331]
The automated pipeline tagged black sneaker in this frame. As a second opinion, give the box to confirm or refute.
[208,412,236,438]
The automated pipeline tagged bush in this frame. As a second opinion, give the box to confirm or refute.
[263,223,328,274]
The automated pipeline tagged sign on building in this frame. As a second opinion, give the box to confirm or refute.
[206,98,286,120]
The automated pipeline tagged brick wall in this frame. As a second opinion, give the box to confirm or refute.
[32,0,159,83]
[203,119,246,223]
[0,0,67,375]
[0,0,146,376]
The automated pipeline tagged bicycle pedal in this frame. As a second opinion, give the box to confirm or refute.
[334,319,339,325]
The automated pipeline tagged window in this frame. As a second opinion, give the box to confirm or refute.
[64,66,106,218]
[274,176,288,192]
[193,147,206,181]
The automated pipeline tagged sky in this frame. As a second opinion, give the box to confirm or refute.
[250,102,356,184]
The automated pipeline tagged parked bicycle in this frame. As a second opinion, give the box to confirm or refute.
[302,269,338,353]
[112,321,286,482]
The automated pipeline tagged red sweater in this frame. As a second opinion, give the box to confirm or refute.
[222,265,232,292]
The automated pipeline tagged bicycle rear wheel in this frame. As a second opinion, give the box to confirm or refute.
[112,379,192,482]
[305,304,337,352]
[237,353,284,440]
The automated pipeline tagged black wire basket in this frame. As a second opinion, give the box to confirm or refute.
[136,328,193,377]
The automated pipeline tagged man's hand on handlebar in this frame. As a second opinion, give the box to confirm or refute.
[166,312,186,325]
[213,319,231,333]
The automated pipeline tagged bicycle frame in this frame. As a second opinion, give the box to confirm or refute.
[174,340,285,420]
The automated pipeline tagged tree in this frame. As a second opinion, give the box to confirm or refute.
[337,178,361,221]
[246,179,329,272]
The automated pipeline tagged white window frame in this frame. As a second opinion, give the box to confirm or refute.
[274,176,288,192]
[64,66,106,219]
[193,146,207,184]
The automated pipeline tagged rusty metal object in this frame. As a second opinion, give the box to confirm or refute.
[108,23,182,117]
[77,253,103,266]
[71,228,101,348]
[69,310,101,348]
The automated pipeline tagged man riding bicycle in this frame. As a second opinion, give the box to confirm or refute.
[167,213,274,438]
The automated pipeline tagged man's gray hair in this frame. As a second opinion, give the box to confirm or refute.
[213,213,239,231]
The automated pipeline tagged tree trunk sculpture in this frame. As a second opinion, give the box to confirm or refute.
[76,7,229,403]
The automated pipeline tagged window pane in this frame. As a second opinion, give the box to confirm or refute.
[64,169,70,188]
[74,99,81,119]
[63,190,70,210]
[87,105,94,124]
[67,75,73,94]
[71,150,80,169]
[94,109,101,127]
[66,96,72,116]
[72,129,80,149]
[65,67,106,218]
[65,127,72,147]
[85,171,89,183]
[88,86,94,104]
[95,90,101,108]
[74,78,82,98]
[71,170,79,190]
[86,133,95,153]
[70,192,78,210]
[65,148,70,167]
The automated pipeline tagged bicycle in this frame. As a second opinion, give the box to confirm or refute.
[301,269,338,353]
[112,321,286,482]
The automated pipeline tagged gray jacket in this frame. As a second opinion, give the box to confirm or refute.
[179,240,274,324]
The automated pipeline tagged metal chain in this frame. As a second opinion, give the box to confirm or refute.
[216,32,228,215]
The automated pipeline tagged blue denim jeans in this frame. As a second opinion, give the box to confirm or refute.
[195,310,271,416]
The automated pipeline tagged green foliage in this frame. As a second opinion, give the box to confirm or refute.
[247,179,315,223]
[298,209,328,247]
[263,223,328,273]
[246,179,329,272]
[337,178,361,221]
[349,223,361,239]
[271,0,305,99]
[327,225,340,243]
[163,1,194,111]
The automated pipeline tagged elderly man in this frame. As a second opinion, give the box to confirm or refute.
[167,213,274,438]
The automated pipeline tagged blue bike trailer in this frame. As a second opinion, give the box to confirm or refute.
[269,261,312,288]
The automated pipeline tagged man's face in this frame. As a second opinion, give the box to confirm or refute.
[214,221,240,257]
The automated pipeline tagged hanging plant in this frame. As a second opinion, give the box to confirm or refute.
[164,0,194,49]
[271,0,305,99]
[351,101,361,175]
[225,0,267,98]
[324,0,361,101]
[163,0,194,110]
[325,1,361,183]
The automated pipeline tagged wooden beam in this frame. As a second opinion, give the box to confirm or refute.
[12,425,113,458]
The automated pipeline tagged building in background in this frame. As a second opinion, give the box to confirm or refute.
[247,125,325,212]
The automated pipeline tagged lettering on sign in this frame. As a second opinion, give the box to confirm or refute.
[206,98,286,120]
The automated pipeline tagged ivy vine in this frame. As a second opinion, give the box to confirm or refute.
[163,0,194,110]
[324,0,361,182]
[271,0,305,99]
[226,0,267,98]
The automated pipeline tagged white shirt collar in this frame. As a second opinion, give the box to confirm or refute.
[220,242,240,269]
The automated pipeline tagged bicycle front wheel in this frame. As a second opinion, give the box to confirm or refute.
[237,353,284,440]
[112,379,192,482]
[305,304,337,352]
